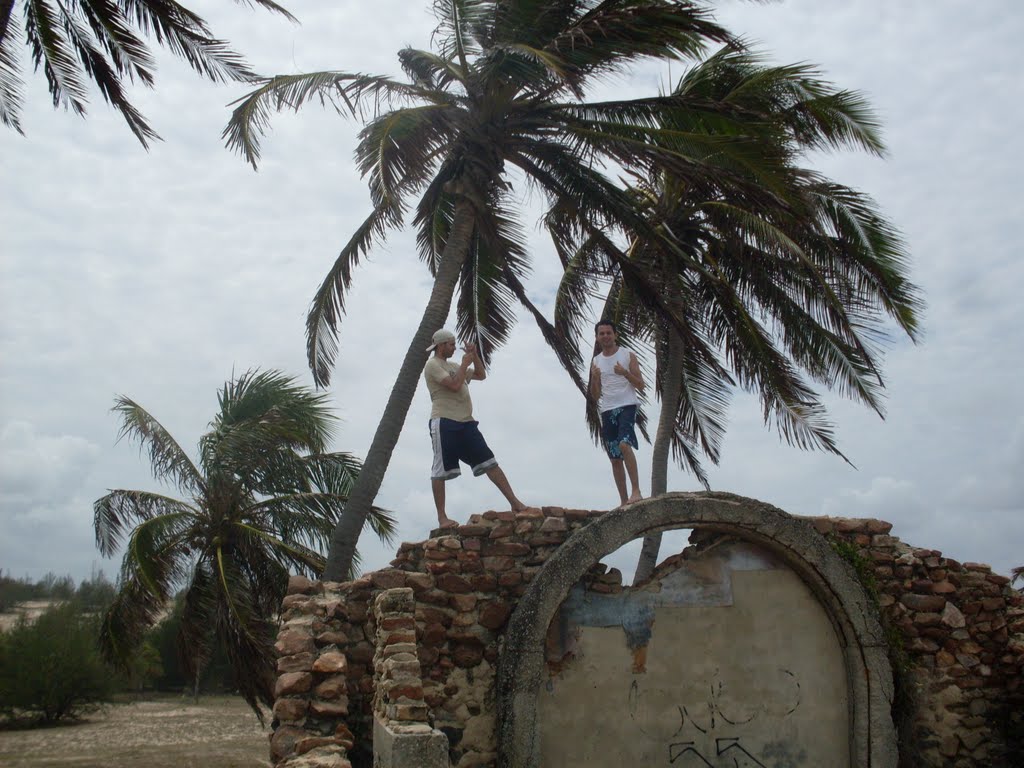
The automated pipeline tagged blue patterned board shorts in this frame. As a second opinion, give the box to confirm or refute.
[601,404,638,460]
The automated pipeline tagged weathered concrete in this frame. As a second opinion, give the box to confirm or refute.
[372,716,449,768]
[497,492,897,768]
[538,541,849,765]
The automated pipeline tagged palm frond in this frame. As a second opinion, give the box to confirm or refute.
[662,330,731,464]
[669,423,710,489]
[233,519,327,575]
[204,369,336,462]
[59,6,158,145]
[455,206,526,364]
[492,0,584,49]
[176,561,217,689]
[76,0,154,83]
[0,4,25,132]
[100,510,191,664]
[706,290,847,459]
[356,103,456,205]
[118,0,257,84]
[430,0,488,63]
[93,489,197,556]
[26,0,89,116]
[506,267,596,432]
[412,162,460,272]
[229,0,296,22]
[398,46,465,90]
[306,200,403,386]
[112,396,206,494]
[542,0,733,92]
[674,46,885,157]
[120,510,192,597]
[100,577,166,666]
[810,182,921,339]
[224,71,434,168]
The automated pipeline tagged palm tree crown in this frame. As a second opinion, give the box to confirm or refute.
[94,369,395,717]
[225,0,809,580]
[547,48,922,580]
[0,0,293,145]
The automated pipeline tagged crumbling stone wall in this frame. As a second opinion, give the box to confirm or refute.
[814,517,1024,766]
[270,504,1023,768]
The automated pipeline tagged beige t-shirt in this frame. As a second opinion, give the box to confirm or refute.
[423,356,474,422]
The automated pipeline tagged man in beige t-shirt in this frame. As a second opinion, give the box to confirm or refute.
[423,329,529,529]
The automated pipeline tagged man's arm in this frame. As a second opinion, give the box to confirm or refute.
[466,342,486,381]
[589,361,601,400]
[614,352,645,392]
[433,356,474,392]
[435,343,487,391]
[627,352,645,391]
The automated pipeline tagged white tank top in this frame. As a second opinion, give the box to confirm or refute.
[593,347,638,413]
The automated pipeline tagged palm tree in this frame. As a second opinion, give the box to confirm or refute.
[223,0,818,580]
[93,369,396,717]
[0,0,294,145]
[547,49,922,581]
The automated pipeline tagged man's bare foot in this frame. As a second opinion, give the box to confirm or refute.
[627,490,643,504]
[436,517,459,529]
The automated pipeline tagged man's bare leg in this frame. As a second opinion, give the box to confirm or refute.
[620,443,643,503]
[484,465,529,511]
[432,479,458,528]
[610,458,628,506]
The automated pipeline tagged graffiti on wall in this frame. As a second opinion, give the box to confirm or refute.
[628,669,805,766]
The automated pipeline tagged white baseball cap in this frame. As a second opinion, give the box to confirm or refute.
[425,329,456,352]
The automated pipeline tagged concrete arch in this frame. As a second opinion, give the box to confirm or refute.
[496,491,897,767]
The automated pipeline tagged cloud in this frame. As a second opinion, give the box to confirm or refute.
[0,422,99,503]
[2,0,1023,587]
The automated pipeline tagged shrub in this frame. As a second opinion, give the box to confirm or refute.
[0,602,115,722]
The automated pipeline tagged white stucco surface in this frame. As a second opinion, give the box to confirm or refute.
[537,547,849,766]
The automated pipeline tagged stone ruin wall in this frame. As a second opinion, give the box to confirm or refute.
[269,506,1024,768]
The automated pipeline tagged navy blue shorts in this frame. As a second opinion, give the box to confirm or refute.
[601,404,638,460]
[429,418,498,480]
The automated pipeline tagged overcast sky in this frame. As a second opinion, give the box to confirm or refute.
[2,0,1021,587]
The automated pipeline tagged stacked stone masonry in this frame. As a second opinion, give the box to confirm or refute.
[270,507,1023,768]
[373,587,432,727]
[813,517,1024,767]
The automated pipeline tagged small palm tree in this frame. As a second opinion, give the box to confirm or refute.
[94,369,395,717]
[0,0,294,144]
[224,0,811,580]
[547,49,922,580]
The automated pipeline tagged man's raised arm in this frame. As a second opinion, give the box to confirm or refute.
[466,342,486,381]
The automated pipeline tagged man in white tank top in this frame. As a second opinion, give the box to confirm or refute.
[589,320,646,506]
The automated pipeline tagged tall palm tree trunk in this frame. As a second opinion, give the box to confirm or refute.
[634,328,684,583]
[322,199,478,581]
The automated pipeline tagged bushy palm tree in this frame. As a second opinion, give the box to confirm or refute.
[0,0,293,144]
[93,369,395,717]
[548,48,922,580]
[223,0,818,580]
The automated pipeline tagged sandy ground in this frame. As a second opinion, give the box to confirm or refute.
[0,601,57,632]
[0,695,270,768]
